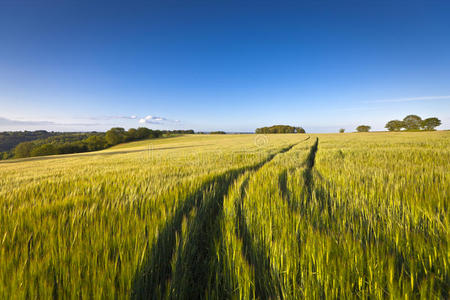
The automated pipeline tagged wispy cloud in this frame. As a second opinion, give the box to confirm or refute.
[0,117,55,126]
[0,114,181,130]
[0,117,101,127]
[84,115,138,121]
[83,114,179,124]
[365,95,450,103]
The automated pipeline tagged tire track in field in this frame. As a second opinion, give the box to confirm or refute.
[234,176,283,299]
[131,141,301,299]
[283,139,447,298]
[279,138,318,209]
[231,138,319,299]
[302,137,319,197]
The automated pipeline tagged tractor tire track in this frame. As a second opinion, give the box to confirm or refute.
[131,141,301,299]
[234,176,283,299]
[232,138,319,299]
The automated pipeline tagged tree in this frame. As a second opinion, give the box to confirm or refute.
[403,115,422,131]
[422,117,441,131]
[85,136,107,151]
[1,152,11,160]
[14,142,35,158]
[136,127,152,139]
[385,120,404,131]
[105,127,126,145]
[356,125,371,132]
[255,125,304,134]
[339,128,345,133]
[30,144,58,157]
[126,128,138,141]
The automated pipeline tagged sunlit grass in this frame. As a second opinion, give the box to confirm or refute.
[0,132,448,299]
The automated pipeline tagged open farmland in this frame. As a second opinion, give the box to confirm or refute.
[0,132,448,299]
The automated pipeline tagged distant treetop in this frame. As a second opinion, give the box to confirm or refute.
[255,125,305,134]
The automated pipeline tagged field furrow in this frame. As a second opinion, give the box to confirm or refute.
[132,142,301,299]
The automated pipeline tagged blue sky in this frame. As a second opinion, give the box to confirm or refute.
[0,0,449,132]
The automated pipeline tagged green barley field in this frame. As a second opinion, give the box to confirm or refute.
[0,132,448,299]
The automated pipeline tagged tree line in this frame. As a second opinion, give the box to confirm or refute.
[0,130,63,152]
[352,115,442,133]
[0,128,194,160]
[255,125,306,134]
[385,115,441,131]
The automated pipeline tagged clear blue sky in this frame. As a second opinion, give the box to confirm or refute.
[1,0,449,132]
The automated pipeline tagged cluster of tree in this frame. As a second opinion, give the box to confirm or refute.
[0,130,63,152]
[255,125,306,134]
[1,127,195,160]
[385,115,441,131]
[166,129,194,134]
[1,132,104,159]
[210,131,226,134]
[356,125,371,132]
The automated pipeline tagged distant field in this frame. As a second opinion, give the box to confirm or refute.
[0,132,448,299]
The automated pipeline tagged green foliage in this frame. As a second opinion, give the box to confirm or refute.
[0,130,61,152]
[0,152,12,160]
[105,127,126,145]
[56,141,87,154]
[85,135,107,151]
[126,128,138,141]
[136,127,152,139]
[30,144,58,157]
[210,131,226,134]
[385,120,404,131]
[14,141,35,158]
[5,127,186,160]
[339,128,345,133]
[403,115,422,130]
[356,125,371,132]
[385,115,442,131]
[256,125,306,134]
[422,117,441,131]
[296,127,306,133]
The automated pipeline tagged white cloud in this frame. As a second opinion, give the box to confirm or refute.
[138,115,173,124]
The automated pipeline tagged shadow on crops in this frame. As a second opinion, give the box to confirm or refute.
[303,138,319,197]
[131,143,298,299]
[287,138,447,298]
[278,169,291,206]
[170,172,247,299]
[235,177,283,299]
[131,170,242,299]
[310,182,447,297]
[279,138,318,211]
